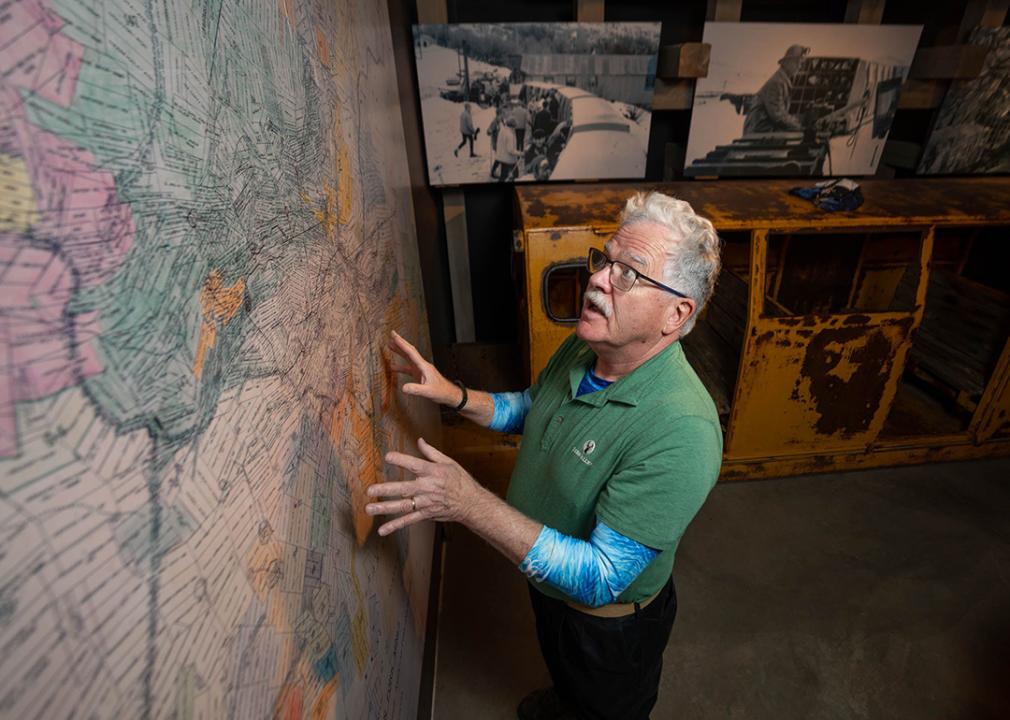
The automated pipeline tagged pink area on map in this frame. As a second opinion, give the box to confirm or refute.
[0,2,134,457]
[0,0,82,107]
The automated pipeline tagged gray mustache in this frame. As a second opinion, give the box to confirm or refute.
[584,290,612,318]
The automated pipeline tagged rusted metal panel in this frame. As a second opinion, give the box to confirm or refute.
[512,177,1010,480]
[726,313,918,457]
[725,228,932,459]
[514,178,1010,233]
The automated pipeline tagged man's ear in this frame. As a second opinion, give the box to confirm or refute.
[662,298,696,336]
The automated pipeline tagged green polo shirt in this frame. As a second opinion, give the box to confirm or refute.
[506,333,723,603]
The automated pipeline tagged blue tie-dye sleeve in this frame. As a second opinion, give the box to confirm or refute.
[489,389,532,434]
[518,521,660,607]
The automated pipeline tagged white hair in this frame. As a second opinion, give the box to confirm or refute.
[619,191,721,335]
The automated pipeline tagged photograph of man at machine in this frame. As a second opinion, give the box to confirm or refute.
[685,23,922,177]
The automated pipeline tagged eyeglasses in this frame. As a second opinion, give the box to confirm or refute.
[587,247,689,298]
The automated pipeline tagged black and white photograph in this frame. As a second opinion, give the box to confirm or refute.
[684,22,922,177]
[411,23,661,186]
[918,27,1010,175]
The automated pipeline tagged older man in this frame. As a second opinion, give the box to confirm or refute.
[743,44,809,135]
[368,191,723,720]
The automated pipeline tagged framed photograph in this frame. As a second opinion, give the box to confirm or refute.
[412,23,660,186]
[684,22,922,177]
[918,27,1010,175]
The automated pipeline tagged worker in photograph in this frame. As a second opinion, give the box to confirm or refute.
[454,102,479,158]
[742,43,809,134]
[368,191,723,720]
[495,117,520,181]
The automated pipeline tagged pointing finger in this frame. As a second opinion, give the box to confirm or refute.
[391,330,426,367]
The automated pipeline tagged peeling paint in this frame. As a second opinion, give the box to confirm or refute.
[800,326,899,437]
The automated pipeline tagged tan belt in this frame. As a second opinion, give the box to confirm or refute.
[565,588,662,618]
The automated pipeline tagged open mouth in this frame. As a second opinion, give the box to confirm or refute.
[582,296,609,319]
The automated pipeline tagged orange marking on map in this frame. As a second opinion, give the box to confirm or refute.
[276,0,296,43]
[193,270,245,379]
[316,28,331,68]
[335,145,353,225]
[311,675,339,720]
[272,683,303,720]
[328,375,383,545]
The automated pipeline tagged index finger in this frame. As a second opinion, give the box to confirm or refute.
[390,331,426,367]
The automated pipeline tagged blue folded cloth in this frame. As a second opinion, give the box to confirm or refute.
[790,178,863,212]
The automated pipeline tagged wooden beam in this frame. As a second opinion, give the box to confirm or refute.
[416,0,446,25]
[652,79,695,111]
[706,0,742,21]
[844,0,886,24]
[442,190,475,343]
[663,143,685,181]
[958,0,1010,41]
[657,43,711,79]
[575,0,605,22]
[909,44,989,80]
[897,79,949,109]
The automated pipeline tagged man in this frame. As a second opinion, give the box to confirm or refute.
[495,117,520,182]
[532,98,555,139]
[487,107,503,178]
[544,121,570,169]
[368,191,723,720]
[509,98,532,150]
[521,130,550,181]
[743,44,809,135]
[454,102,478,158]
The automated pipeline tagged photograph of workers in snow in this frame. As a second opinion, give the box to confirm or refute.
[412,23,660,186]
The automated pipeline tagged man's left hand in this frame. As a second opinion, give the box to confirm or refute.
[366,438,480,536]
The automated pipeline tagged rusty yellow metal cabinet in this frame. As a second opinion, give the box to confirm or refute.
[514,179,1010,480]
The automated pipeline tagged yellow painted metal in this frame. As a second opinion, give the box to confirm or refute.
[523,227,604,376]
[721,435,1010,481]
[725,228,933,458]
[513,179,1010,480]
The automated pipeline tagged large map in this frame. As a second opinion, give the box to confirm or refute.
[0,0,436,717]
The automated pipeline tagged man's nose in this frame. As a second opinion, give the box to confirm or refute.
[587,264,612,292]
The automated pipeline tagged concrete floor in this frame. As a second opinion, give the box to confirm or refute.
[429,458,1010,720]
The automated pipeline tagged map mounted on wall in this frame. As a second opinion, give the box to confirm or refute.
[0,0,436,717]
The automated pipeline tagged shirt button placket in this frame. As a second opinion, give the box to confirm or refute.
[540,411,565,450]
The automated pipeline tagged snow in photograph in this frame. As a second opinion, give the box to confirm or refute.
[412,23,660,186]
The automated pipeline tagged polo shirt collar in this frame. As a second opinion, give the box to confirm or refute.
[568,339,683,407]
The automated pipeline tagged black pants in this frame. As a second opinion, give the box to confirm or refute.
[516,127,526,149]
[528,577,677,720]
[455,132,474,155]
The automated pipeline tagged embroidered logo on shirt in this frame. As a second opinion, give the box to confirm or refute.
[572,439,597,466]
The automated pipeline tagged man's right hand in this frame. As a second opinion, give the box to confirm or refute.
[388,331,462,408]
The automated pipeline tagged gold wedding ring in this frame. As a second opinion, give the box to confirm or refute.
[411,497,417,512]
